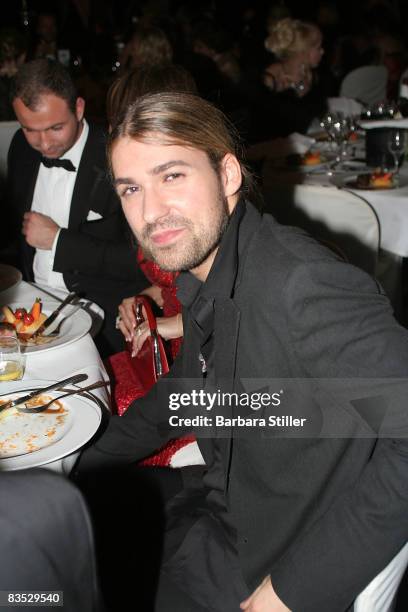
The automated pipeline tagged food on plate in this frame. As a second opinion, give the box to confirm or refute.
[1,298,46,334]
[355,170,394,189]
[0,299,52,344]
[0,394,69,457]
[286,150,322,167]
[301,150,322,165]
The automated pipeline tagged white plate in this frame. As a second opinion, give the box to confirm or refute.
[281,155,330,173]
[0,264,22,292]
[333,173,408,191]
[3,301,92,354]
[0,379,102,470]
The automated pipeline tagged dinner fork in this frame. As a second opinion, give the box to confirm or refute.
[18,380,109,413]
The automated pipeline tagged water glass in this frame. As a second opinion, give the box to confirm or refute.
[387,130,405,176]
[0,326,24,382]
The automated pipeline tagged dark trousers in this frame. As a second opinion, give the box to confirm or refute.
[75,464,249,612]
[75,465,186,612]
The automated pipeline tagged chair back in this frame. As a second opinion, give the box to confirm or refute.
[0,121,19,182]
[327,97,363,117]
[266,184,380,275]
[340,65,388,106]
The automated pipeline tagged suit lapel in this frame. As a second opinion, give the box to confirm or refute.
[22,155,40,214]
[214,297,241,491]
[20,153,40,279]
[68,125,107,227]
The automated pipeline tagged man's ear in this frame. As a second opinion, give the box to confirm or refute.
[219,153,242,209]
[75,97,85,122]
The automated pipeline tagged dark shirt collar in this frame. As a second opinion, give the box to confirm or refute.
[177,198,247,341]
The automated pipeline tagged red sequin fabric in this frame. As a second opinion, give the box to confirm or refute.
[107,248,194,466]
[138,250,182,359]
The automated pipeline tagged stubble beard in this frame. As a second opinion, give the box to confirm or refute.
[136,188,230,272]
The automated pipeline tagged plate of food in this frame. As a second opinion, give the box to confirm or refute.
[0,264,22,292]
[0,379,102,470]
[285,150,328,172]
[0,299,92,353]
[339,170,406,190]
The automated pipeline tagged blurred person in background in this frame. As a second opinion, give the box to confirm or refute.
[0,28,27,121]
[32,12,58,61]
[119,25,173,74]
[248,17,327,141]
[263,17,324,97]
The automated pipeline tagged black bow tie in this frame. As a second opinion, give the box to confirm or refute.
[41,157,76,172]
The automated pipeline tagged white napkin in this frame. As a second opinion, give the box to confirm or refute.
[359,119,408,129]
[286,132,316,154]
[328,97,363,117]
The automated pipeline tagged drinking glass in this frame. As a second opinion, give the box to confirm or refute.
[320,112,352,170]
[387,130,405,178]
[0,326,24,382]
[320,112,337,148]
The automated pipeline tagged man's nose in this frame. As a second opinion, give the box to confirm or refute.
[142,188,169,224]
[39,132,52,154]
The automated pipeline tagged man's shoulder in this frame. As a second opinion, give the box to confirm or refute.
[81,123,108,164]
[240,205,375,294]
[9,128,35,160]
[254,208,336,266]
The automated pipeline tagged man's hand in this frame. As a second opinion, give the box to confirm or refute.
[22,211,59,250]
[240,576,291,612]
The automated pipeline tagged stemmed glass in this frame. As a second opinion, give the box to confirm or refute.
[332,115,353,165]
[320,112,352,171]
[320,112,337,149]
[387,130,405,184]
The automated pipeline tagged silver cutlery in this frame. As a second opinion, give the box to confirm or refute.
[18,380,109,413]
[33,292,78,337]
[0,373,88,413]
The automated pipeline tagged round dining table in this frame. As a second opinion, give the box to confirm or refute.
[0,277,110,474]
[261,132,408,259]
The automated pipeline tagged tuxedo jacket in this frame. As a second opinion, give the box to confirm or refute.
[77,200,408,611]
[7,124,147,352]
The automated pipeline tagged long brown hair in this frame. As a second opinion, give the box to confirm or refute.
[108,91,254,198]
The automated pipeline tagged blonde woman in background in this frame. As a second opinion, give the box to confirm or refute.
[264,18,324,96]
[119,25,173,74]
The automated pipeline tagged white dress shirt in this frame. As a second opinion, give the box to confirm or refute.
[32,120,89,290]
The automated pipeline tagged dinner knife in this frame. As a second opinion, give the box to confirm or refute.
[34,292,78,336]
[0,373,88,413]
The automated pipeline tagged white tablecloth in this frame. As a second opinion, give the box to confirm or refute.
[307,168,408,258]
[262,138,408,258]
[0,280,110,473]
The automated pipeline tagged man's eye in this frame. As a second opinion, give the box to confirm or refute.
[52,126,63,131]
[164,172,182,182]
[121,185,139,197]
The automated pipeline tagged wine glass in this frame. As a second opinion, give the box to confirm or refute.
[320,112,351,170]
[0,326,24,382]
[331,115,353,165]
[320,111,337,146]
[387,130,405,180]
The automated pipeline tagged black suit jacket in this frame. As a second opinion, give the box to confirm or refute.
[77,201,408,610]
[6,124,147,354]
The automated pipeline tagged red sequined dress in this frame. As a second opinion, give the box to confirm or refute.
[137,250,182,360]
[107,248,194,466]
